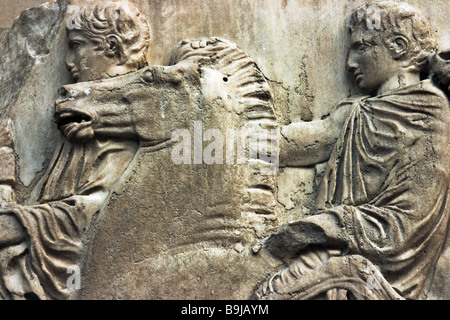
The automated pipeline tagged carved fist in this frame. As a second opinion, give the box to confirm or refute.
[0,208,26,247]
[263,221,328,260]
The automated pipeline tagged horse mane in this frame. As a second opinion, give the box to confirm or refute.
[170,38,280,239]
[169,37,277,119]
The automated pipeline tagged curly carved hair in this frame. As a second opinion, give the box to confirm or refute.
[68,1,151,69]
[349,2,437,72]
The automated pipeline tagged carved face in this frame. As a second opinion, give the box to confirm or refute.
[347,27,401,95]
[65,30,119,83]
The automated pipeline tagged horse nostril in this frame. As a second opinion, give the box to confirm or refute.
[58,87,70,100]
[438,51,450,61]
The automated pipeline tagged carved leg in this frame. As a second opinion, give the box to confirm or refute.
[255,254,404,300]
[255,247,333,298]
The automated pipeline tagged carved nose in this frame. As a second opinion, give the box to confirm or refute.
[347,52,359,73]
[347,59,358,73]
[65,52,75,71]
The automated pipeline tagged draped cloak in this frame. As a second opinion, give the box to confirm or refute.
[273,80,449,300]
[0,138,137,299]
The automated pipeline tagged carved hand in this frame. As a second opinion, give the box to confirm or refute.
[0,207,26,247]
[263,221,328,260]
[180,37,219,50]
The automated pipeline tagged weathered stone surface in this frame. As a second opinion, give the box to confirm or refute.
[0,0,70,202]
[0,0,448,300]
[0,28,7,42]
[0,147,15,185]
[0,119,13,148]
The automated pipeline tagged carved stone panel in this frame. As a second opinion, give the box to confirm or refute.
[0,0,448,300]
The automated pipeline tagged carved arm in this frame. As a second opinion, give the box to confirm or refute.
[279,101,352,167]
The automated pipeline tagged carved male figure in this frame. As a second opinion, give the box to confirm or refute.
[256,2,449,300]
[0,1,150,299]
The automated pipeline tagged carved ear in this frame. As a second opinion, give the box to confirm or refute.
[106,35,125,63]
[388,35,409,59]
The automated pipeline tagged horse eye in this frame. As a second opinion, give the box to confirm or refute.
[141,69,154,83]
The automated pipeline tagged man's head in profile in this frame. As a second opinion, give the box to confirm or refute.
[57,1,151,141]
[347,2,437,96]
[65,1,151,83]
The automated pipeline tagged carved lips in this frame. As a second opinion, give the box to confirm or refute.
[353,71,364,84]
